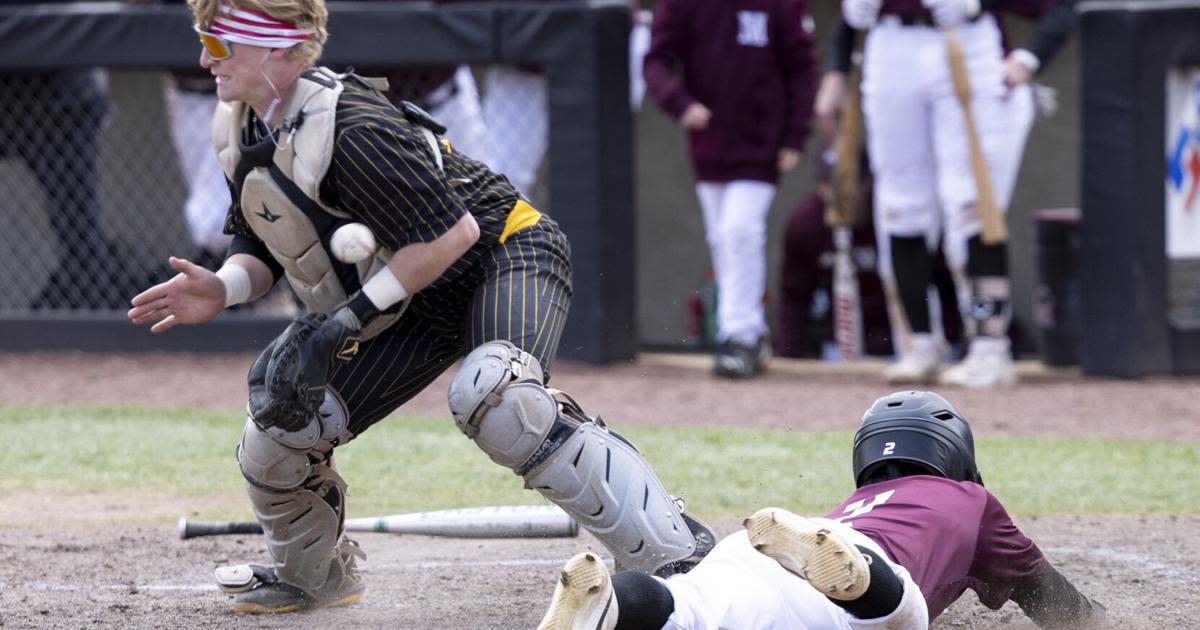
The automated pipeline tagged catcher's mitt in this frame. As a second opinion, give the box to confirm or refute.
[247,313,361,432]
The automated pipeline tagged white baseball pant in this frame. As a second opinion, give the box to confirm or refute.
[483,66,548,197]
[695,180,776,346]
[663,523,928,629]
[164,82,232,252]
[864,14,1033,277]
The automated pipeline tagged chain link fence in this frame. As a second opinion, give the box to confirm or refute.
[0,66,548,315]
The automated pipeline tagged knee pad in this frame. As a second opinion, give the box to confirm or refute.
[448,340,556,470]
[237,390,352,491]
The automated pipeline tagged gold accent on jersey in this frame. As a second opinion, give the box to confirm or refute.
[500,199,542,244]
[337,340,360,361]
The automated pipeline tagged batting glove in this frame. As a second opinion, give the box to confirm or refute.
[842,0,881,29]
[922,0,981,27]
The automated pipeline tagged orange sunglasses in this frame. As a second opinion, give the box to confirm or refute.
[196,28,233,60]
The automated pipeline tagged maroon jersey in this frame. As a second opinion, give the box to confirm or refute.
[825,475,1046,620]
[644,0,816,183]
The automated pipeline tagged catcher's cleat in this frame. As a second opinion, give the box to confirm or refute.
[652,507,715,578]
[216,539,366,614]
[537,552,618,630]
[744,508,871,601]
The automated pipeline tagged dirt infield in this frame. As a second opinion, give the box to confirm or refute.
[1,352,1198,629]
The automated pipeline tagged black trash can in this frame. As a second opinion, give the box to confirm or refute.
[1033,208,1082,366]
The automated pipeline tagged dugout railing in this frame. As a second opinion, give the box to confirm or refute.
[0,0,637,363]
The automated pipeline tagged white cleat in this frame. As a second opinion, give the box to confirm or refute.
[537,552,618,630]
[744,508,871,601]
[883,333,943,385]
[939,336,1017,388]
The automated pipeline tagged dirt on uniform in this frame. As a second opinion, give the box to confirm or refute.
[1,352,1197,629]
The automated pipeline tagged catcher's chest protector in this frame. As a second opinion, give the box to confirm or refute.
[213,67,398,339]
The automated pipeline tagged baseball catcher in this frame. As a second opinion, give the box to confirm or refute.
[538,391,1105,630]
[127,0,713,613]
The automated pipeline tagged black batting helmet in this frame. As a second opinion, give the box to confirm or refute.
[852,391,983,487]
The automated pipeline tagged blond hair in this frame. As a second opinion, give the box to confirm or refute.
[188,0,328,65]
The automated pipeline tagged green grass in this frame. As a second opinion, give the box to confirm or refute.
[1,404,1196,524]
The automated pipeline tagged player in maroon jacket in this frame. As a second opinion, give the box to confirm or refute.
[644,0,818,379]
[538,390,1103,630]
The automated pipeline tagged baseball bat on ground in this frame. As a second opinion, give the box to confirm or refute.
[179,505,579,540]
[943,28,1008,245]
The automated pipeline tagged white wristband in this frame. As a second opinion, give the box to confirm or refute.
[216,264,252,307]
[362,266,409,310]
[1009,48,1040,74]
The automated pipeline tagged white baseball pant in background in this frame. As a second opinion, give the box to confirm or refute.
[483,66,548,197]
[862,15,1034,346]
[695,180,776,346]
[165,83,231,253]
[429,66,489,162]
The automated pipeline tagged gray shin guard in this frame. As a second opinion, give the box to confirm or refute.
[449,340,697,574]
[243,465,346,592]
[237,393,352,593]
[524,423,697,574]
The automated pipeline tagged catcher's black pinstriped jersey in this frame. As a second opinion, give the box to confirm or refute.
[230,79,573,435]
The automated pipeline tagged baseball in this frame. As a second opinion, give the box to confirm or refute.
[330,222,377,263]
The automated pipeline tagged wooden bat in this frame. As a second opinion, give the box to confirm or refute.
[944,28,1008,245]
[179,505,579,540]
[827,50,865,360]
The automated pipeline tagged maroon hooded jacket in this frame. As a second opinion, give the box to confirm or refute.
[644,0,817,183]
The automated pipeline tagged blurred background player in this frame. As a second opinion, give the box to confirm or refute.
[163,67,233,271]
[776,150,894,359]
[480,62,545,200]
[128,0,713,612]
[538,390,1105,630]
[778,22,964,362]
[352,0,489,162]
[836,0,1076,387]
[644,0,818,378]
[481,0,652,200]
[1,64,118,309]
[774,149,964,360]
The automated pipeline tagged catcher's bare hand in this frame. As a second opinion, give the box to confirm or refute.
[128,257,225,333]
[248,313,361,432]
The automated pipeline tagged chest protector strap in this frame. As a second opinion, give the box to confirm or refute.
[213,67,401,340]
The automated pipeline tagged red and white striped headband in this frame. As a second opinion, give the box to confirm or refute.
[210,1,314,49]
